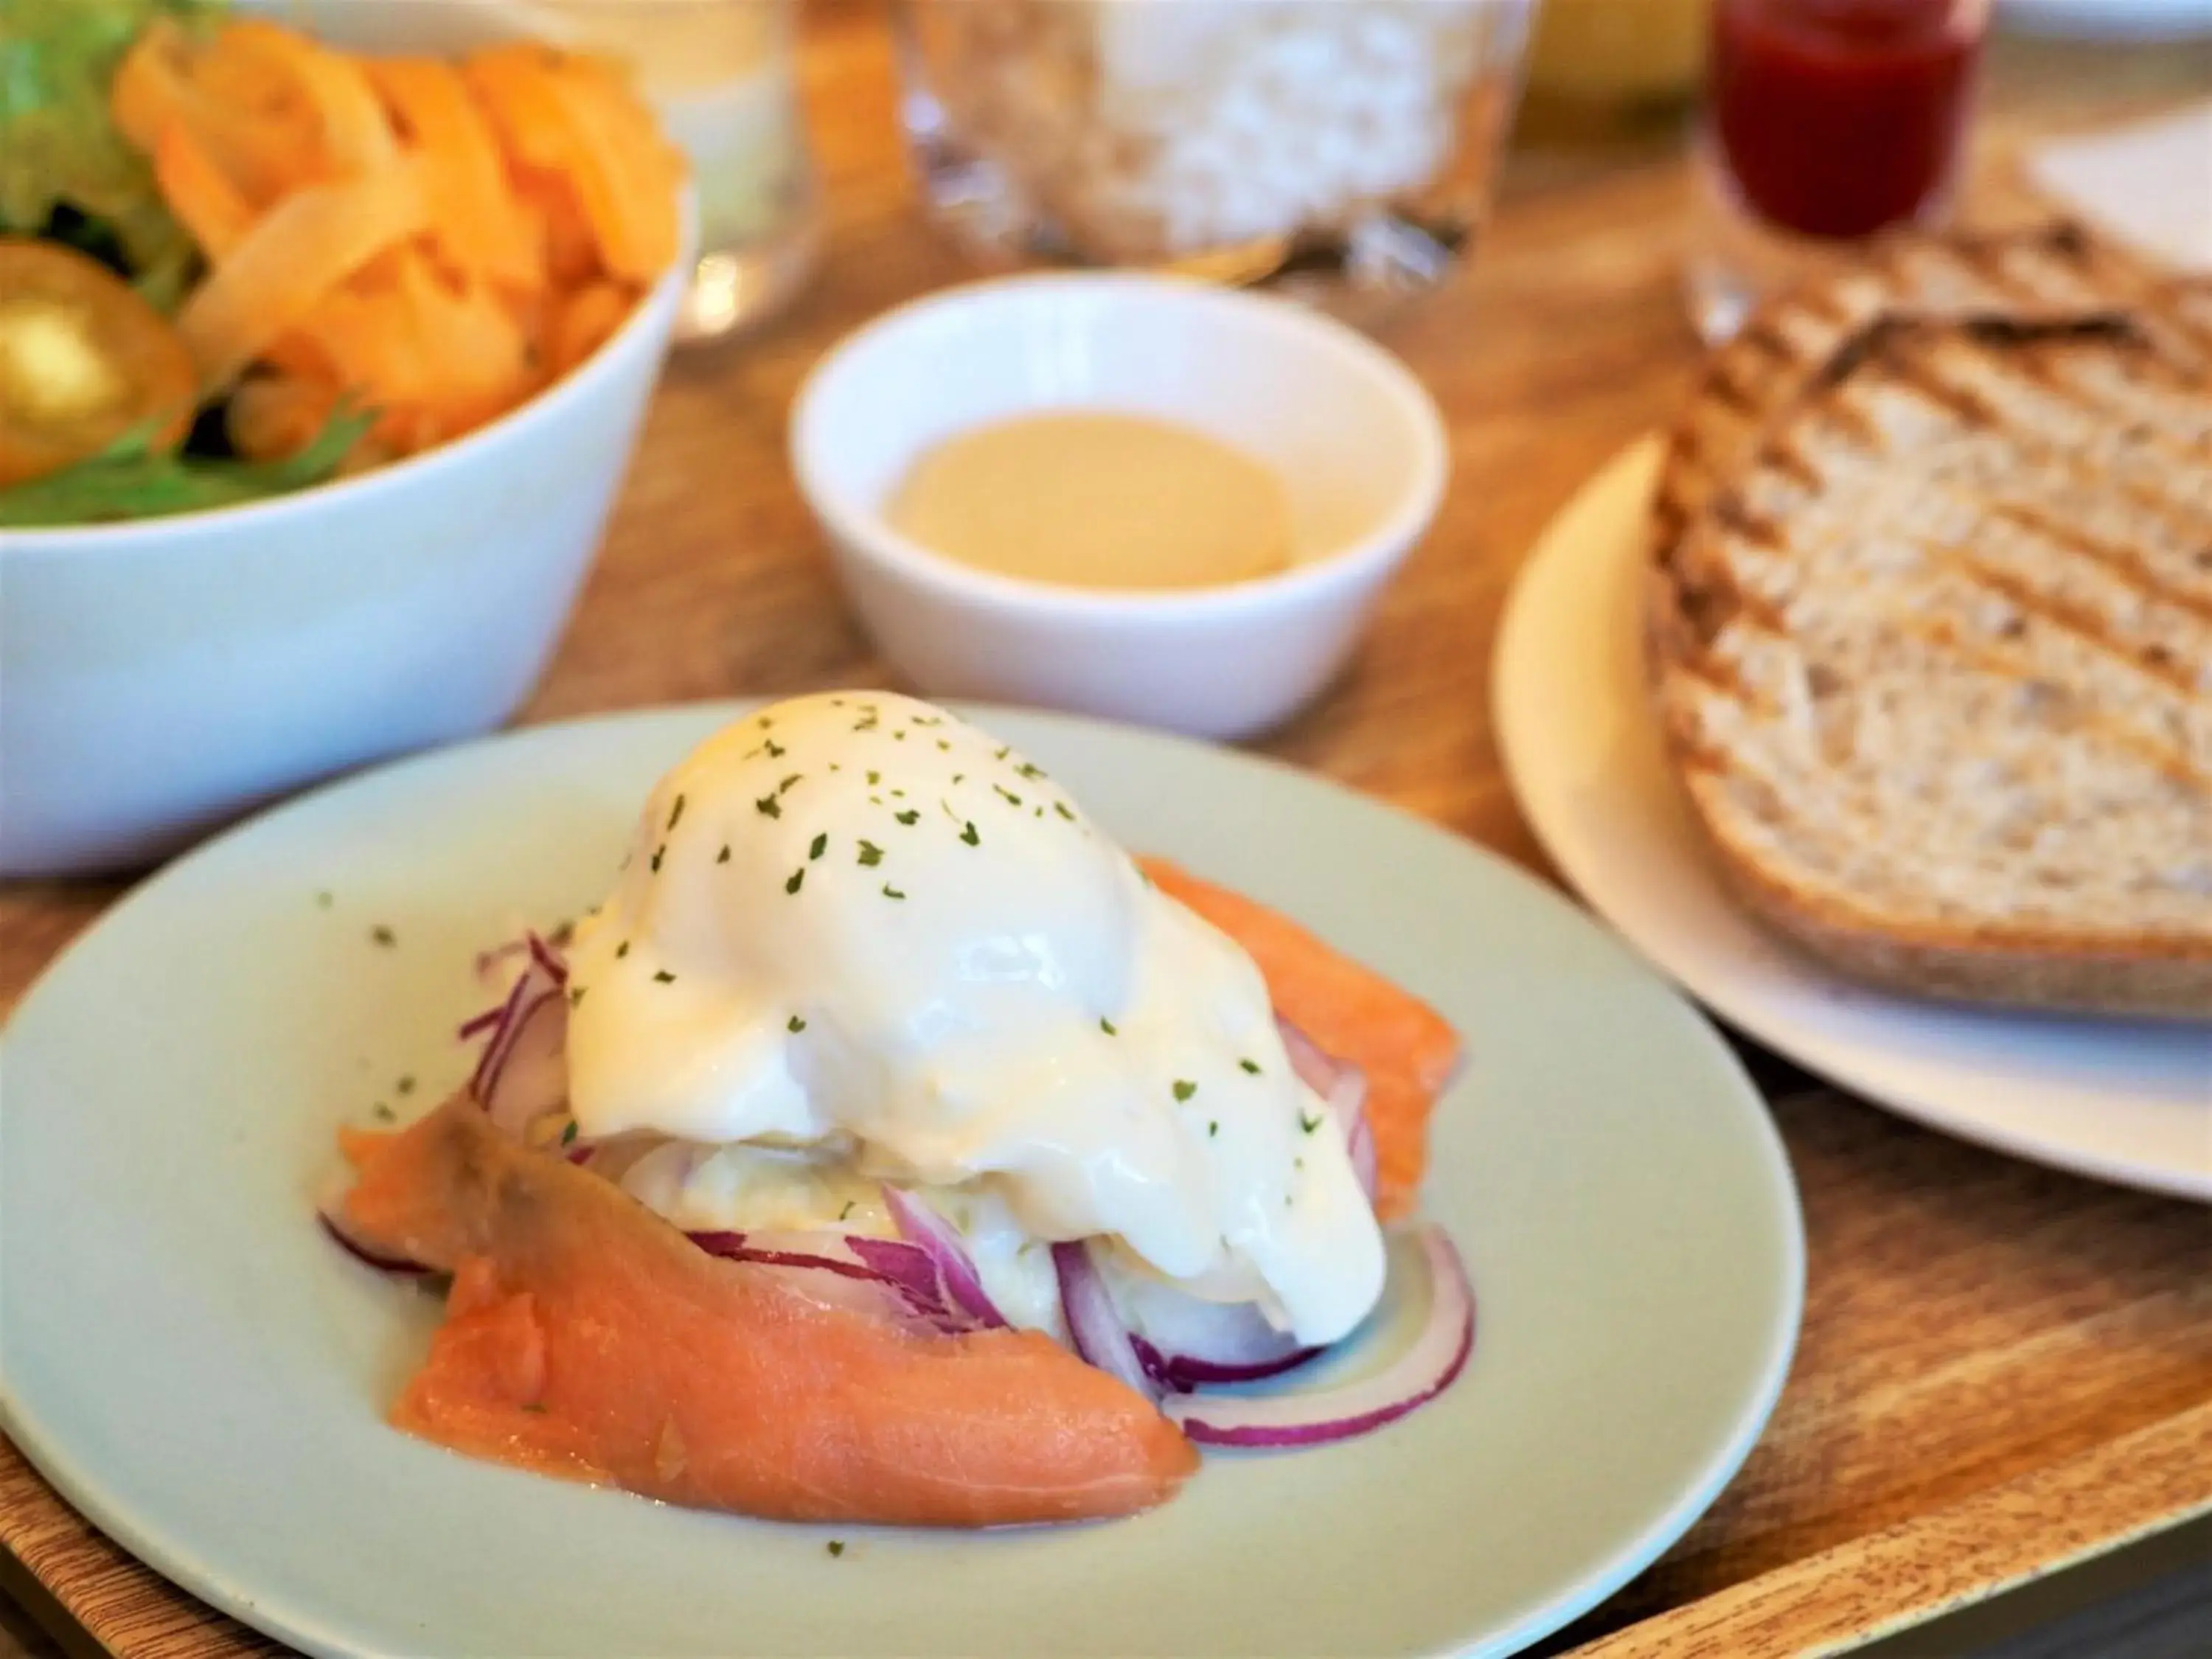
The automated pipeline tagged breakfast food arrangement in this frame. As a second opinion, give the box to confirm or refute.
[2,1,2208,1658]
[323,693,1471,1526]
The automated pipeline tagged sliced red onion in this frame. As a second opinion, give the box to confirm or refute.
[1278,1017,1377,1204]
[1145,1331,1320,1391]
[318,1208,430,1276]
[692,1230,877,1281]
[848,1235,973,1326]
[465,931,568,1048]
[474,938,527,984]
[464,968,530,1091]
[525,930,570,987]
[883,1186,1008,1329]
[1130,1333,1322,1392]
[467,935,572,1139]
[688,1229,962,1331]
[480,987,568,1140]
[1276,1017,1335,1096]
[1111,1269,1315,1391]
[471,929,568,986]
[690,1229,902,1293]
[1054,1241,1161,1402]
[456,1005,504,1040]
[1162,1227,1474,1449]
[1344,1108,1378,1204]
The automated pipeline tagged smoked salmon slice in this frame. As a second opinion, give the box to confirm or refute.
[339,1099,1199,1526]
[1139,859,1461,1221]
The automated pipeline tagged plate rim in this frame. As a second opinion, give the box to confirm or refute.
[1492,437,2212,1204]
[1,697,1806,1659]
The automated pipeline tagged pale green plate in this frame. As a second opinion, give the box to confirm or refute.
[0,703,1803,1659]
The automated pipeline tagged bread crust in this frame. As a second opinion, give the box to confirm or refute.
[1679,767,2212,1019]
[1646,226,2212,1021]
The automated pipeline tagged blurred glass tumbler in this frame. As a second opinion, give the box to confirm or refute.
[1688,0,1989,342]
[1522,0,1711,139]
[894,0,1537,306]
[527,0,819,342]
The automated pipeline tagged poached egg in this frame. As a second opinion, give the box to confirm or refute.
[564,693,1384,1346]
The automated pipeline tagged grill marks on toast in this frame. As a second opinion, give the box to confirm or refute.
[1991,502,2212,631]
[1714,324,2212,735]
[1675,622,2210,939]
[1652,226,2162,577]
[1652,276,2212,1013]
[1694,483,2212,774]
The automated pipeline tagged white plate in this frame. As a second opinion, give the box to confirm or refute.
[1494,441,2212,1203]
[1,703,1801,1659]
[1999,0,2212,40]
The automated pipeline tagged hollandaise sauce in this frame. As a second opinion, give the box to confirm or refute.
[562,692,1383,1346]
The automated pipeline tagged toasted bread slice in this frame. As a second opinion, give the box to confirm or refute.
[1650,299,2212,1019]
[1652,223,2163,570]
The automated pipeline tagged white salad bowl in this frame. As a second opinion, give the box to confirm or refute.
[0,240,689,880]
[790,274,1449,741]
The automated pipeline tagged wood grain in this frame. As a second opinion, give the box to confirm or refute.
[1564,1406,2212,1659]
[3,8,2208,1657]
[0,1460,279,1659]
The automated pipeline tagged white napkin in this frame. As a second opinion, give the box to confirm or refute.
[2025,101,2212,274]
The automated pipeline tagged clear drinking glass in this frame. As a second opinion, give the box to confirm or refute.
[894,0,1536,311]
[1520,0,1711,141]
[521,0,820,343]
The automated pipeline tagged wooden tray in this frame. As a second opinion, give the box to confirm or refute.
[4,10,2208,1656]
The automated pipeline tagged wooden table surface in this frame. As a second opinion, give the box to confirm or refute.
[4,8,2208,1658]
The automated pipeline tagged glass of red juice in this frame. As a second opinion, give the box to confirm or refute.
[1688,0,1990,341]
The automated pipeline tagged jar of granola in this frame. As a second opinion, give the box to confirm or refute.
[897,0,1535,300]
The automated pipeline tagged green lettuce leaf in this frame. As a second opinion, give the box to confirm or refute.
[0,405,374,527]
[0,0,221,310]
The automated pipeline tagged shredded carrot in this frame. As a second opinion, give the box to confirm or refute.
[285,248,532,451]
[227,369,342,462]
[122,13,683,457]
[113,19,299,206]
[187,29,308,126]
[549,280,636,378]
[256,327,335,384]
[516,169,600,289]
[465,46,676,284]
[364,58,543,295]
[151,122,255,259]
[530,55,683,279]
[458,46,568,172]
[110,18,193,153]
[178,159,429,388]
[212,20,399,176]
[388,251,532,439]
[301,275,437,411]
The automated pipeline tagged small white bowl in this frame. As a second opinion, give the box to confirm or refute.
[790,274,1448,740]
